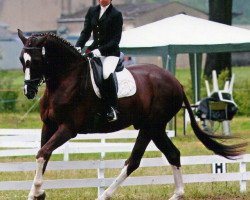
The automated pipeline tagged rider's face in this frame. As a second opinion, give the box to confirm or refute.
[99,0,111,7]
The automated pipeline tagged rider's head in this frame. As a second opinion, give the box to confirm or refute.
[99,0,112,7]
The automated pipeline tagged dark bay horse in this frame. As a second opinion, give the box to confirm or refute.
[18,29,246,200]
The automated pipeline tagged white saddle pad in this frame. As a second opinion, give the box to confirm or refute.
[89,62,137,99]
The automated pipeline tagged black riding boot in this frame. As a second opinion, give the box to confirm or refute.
[102,73,119,122]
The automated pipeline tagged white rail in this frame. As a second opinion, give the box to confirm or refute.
[0,129,174,161]
[0,155,249,194]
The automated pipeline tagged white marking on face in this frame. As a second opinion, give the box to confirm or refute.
[25,68,31,80]
[23,52,31,64]
[42,47,45,56]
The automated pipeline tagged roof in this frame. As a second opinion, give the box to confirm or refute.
[118,14,250,48]
[60,2,206,20]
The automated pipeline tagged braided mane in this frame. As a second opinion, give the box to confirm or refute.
[32,32,82,58]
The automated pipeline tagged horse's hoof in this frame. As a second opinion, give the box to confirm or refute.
[168,193,184,200]
[96,198,110,200]
[34,192,46,200]
[96,195,111,200]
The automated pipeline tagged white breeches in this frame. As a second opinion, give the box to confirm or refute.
[100,56,119,80]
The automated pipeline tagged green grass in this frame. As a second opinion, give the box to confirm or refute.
[0,184,249,200]
[0,112,42,128]
[0,70,23,88]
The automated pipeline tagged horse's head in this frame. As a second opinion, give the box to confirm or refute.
[18,29,47,99]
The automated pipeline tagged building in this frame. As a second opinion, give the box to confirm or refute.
[58,2,207,35]
[0,0,129,33]
[0,23,12,41]
[0,0,62,33]
[0,1,209,69]
[57,1,208,67]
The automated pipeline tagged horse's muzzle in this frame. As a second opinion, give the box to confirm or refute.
[24,84,38,99]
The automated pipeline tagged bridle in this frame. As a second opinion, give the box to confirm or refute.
[22,46,46,98]
[23,46,42,50]
[22,44,90,97]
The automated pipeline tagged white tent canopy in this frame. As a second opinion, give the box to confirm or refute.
[120,14,250,47]
[119,14,250,102]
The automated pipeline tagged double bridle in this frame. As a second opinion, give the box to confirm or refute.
[23,46,42,50]
[22,45,90,94]
[22,46,46,88]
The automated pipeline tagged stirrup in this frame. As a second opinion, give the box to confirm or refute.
[107,107,118,122]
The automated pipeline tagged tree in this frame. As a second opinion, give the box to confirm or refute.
[204,0,233,78]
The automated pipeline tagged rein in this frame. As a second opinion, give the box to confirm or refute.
[23,47,42,50]
[24,78,45,92]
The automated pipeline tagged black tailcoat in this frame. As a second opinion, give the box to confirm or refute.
[76,4,123,57]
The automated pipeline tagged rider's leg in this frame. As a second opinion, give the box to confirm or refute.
[102,56,119,122]
[102,56,119,80]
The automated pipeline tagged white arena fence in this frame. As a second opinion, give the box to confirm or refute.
[0,129,249,196]
[0,129,175,161]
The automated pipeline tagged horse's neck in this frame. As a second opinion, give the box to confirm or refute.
[43,36,82,77]
[44,59,89,96]
[44,36,80,65]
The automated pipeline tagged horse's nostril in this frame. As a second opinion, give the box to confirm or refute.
[26,92,36,99]
[24,85,37,99]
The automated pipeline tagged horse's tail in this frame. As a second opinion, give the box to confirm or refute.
[182,92,247,159]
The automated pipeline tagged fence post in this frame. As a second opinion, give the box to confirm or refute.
[239,159,246,192]
[63,143,69,161]
[222,120,231,136]
[98,138,106,196]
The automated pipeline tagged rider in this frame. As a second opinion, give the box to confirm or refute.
[76,0,123,122]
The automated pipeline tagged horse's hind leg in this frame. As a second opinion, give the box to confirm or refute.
[151,130,184,200]
[98,129,151,200]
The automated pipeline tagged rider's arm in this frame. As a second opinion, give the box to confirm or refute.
[75,8,93,49]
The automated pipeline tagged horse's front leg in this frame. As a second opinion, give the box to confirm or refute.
[28,124,73,200]
[28,158,46,200]
[28,123,57,200]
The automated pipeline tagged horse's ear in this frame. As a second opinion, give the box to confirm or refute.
[17,29,27,44]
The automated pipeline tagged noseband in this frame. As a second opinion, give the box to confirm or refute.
[24,78,45,88]
[23,47,42,50]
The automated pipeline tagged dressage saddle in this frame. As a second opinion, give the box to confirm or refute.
[90,53,125,95]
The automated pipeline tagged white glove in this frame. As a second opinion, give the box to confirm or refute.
[76,47,81,53]
[92,49,102,57]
